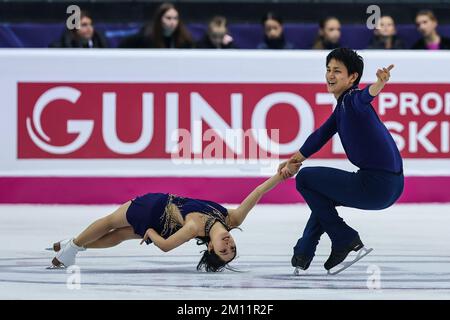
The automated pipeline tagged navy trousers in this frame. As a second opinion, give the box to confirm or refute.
[294,166,404,258]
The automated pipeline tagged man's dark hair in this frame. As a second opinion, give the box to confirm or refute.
[326,47,364,85]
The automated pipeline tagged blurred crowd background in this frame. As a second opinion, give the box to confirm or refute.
[0,0,449,49]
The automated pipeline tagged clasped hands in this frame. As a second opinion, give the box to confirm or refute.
[277,158,302,180]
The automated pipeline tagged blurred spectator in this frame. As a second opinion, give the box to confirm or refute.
[257,12,294,49]
[119,2,193,48]
[50,11,108,48]
[196,16,237,49]
[312,17,341,50]
[412,10,450,50]
[367,15,405,49]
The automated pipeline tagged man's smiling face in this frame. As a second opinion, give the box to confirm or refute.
[326,58,358,98]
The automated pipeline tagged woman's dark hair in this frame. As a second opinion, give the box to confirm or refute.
[261,12,283,26]
[150,2,193,48]
[79,10,92,21]
[312,16,340,49]
[319,16,339,30]
[197,248,235,272]
[208,15,228,33]
[326,47,364,85]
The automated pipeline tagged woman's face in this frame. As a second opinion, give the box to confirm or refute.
[322,19,341,43]
[208,26,227,47]
[377,16,396,37]
[161,8,179,34]
[416,15,437,37]
[264,19,283,39]
[76,16,94,40]
[209,230,236,262]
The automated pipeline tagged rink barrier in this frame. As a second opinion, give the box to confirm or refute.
[0,176,449,204]
[1,50,450,204]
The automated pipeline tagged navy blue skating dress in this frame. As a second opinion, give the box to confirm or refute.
[126,193,229,244]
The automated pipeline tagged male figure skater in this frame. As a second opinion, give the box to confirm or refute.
[279,47,404,274]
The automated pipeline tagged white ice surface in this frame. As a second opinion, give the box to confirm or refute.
[0,203,449,300]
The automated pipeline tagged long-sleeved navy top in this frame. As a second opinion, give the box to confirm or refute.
[299,85,403,174]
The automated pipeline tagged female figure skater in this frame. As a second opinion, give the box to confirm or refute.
[49,166,300,272]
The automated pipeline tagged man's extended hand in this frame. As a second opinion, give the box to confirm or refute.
[370,64,394,97]
[278,151,306,179]
[280,161,302,179]
[376,64,394,84]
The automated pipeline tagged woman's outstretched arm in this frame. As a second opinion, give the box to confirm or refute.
[140,222,198,252]
[227,167,300,227]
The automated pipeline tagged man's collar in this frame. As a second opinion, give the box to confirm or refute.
[337,84,359,105]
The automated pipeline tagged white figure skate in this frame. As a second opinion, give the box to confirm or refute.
[45,239,70,252]
[47,239,85,269]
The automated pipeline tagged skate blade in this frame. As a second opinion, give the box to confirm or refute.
[327,247,373,276]
[293,267,308,276]
[46,257,66,270]
[46,264,66,270]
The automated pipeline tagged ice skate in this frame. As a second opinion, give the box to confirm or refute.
[292,254,312,276]
[45,239,70,252]
[325,236,373,275]
[327,246,373,275]
[47,239,85,269]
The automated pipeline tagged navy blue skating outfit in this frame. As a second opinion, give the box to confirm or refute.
[126,193,228,244]
[294,85,404,259]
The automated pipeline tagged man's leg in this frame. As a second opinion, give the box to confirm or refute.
[297,167,391,211]
[294,166,392,270]
[294,166,381,251]
[293,214,323,257]
[298,186,358,250]
[291,213,324,269]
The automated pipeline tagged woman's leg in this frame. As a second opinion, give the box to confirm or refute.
[51,201,135,268]
[85,227,141,249]
[73,200,132,248]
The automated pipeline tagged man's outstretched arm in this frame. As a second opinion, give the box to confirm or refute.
[369,64,394,97]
